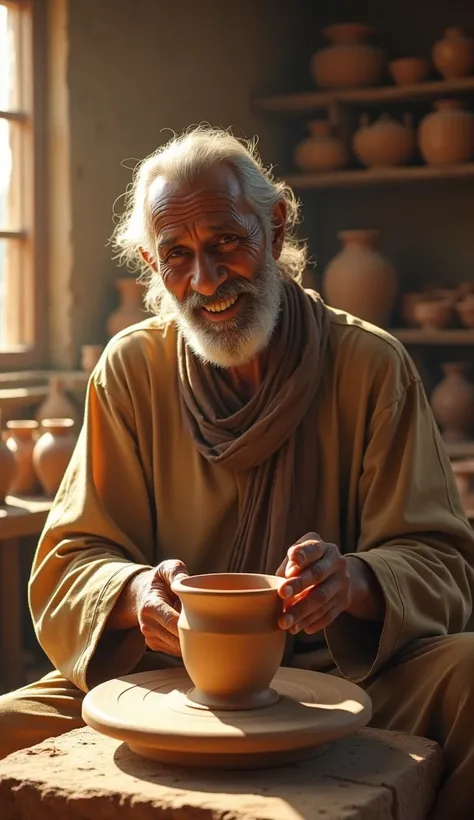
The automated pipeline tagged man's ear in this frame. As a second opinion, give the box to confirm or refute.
[139,248,158,271]
[270,200,287,260]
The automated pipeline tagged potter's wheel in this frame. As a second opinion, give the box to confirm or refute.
[82,668,372,769]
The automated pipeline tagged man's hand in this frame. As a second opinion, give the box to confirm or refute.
[276,533,384,634]
[136,559,189,656]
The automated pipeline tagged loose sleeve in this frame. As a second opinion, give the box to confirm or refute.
[326,373,474,683]
[28,372,156,692]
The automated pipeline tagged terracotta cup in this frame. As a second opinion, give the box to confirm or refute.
[172,573,285,711]
[388,57,430,86]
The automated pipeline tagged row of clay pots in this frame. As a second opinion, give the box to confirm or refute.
[403,288,474,330]
[294,98,474,172]
[431,363,474,443]
[0,415,77,502]
[311,24,474,90]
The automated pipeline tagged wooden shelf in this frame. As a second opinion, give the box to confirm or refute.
[256,76,474,113]
[445,441,474,459]
[284,163,474,190]
[390,328,474,345]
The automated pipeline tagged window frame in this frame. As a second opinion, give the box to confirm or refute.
[0,0,47,371]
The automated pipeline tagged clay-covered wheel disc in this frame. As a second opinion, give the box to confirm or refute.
[82,667,372,768]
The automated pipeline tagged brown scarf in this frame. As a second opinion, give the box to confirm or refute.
[178,279,330,574]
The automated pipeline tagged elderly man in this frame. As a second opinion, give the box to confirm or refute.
[0,127,473,818]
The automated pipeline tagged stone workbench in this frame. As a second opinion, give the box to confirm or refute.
[0,726,442,820]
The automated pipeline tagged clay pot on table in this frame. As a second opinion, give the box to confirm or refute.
[5,420,39,495]
[0,410,18,504]
[412,297,455,330]
[293,120,347,173]
[353,113,415,168]
[323,230,397,327]
[432,27,474,79]
[311,23,384,89]
[33,418,77,497]
[106,278,146,338]
[418,99,474,166]
[457,295,474,327]
[171,573,285,711]
[81,344,104,374]
[389,57,430,86]
[431,363,474,442]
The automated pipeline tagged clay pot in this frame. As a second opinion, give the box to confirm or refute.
[401,292,426,327]
[432,27,474,80]
[353,113,415,168]
[36,375,79,425]
[418,99,474,166]
[457,295,474,327]
[412,298,455,329]
[323,230,397,327]
[311,23,384,89]
[172,573,285,711]
[106,278,146,337]
[431,363,474,442]
[5,420,40,495]
[81,344,104,374]
[389,57,430,86]
[294,120,347,173]
[33,418,77,497]
[0,410,18,504]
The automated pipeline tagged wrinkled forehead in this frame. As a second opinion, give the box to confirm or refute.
[148,163,255,233]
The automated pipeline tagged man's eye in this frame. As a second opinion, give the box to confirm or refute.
[167,248,186,260]
[216,235,240,248]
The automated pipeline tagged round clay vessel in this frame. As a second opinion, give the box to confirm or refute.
[412,297,455,329]
[401,292,426,327]
[389,57,430,86]
[353,112,415,168]
[431,363,474,442]
[432,27,474,79]
[36,375,79,425]
[323,230,397,327]
[33,418,77,497]
[81,344,104,373]
[106,277,145,337]
[418,99,474,165]
[5,420,39,495]
[294,120,347,173]
[172,573,285,711]
[457,295,474,327]
[0,410,18,504]
[311,23,384,89]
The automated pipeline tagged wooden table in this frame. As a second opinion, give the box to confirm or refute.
[0,495,52,692]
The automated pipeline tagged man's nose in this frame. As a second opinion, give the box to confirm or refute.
[190,253,227,296]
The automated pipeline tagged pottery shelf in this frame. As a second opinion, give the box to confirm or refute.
[445,440,474,459]
[390,328,474,345]
[284,162,474,190]
[255,76,474,114]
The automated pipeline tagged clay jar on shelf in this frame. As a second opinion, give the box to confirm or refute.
[353,113,415,168]
[33,418,77,498]
[311,23,384,89]
[412,297,455,330]
[432,27,474,79]
[323,230,397,328]
[293,120,347,173]
[171,573,285,711]
[431,363,474,443]
[388,57,430,86]
[457,294,474,328]
[418,99,474,165]
[5,420,40,495]
[0,410,18,504]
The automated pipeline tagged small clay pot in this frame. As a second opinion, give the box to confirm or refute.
[33,418,77,497]
[172,573,285,711]
[389,57,430,86]
[418,99,474,166]
[401,292,426,327]
[311,23,384,89]
[5,420,40,495]
[294,120,347,173]
[412,298,454,329]
[432,27,474,80]
[81,344,104,374]
[0,410,17,504]
[353,112,415,168]
[457,295,474,327]
[36,375,80,425]
[431,362,474,442]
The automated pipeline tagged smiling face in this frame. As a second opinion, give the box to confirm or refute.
[148,164,285,367]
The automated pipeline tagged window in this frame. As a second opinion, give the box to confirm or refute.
[0,0,45,369]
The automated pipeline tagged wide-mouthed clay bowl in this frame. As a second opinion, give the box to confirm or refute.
[171,572,285,711]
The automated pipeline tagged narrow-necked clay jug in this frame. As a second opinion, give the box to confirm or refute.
[323,230,398,327]
[0,410,18,504]
[33,418,77,497]
[5,420,39,495]
[311,23,384,89]
[172,573,285,711]
[431,363,474,442]
[432,27,474,79]
[36,375,80,425]
[418,99,474,165]
[294,120,347,172]
[106,278,146,337]
[353,113,415,168]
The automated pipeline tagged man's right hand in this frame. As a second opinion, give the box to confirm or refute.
[136,559,189,656]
